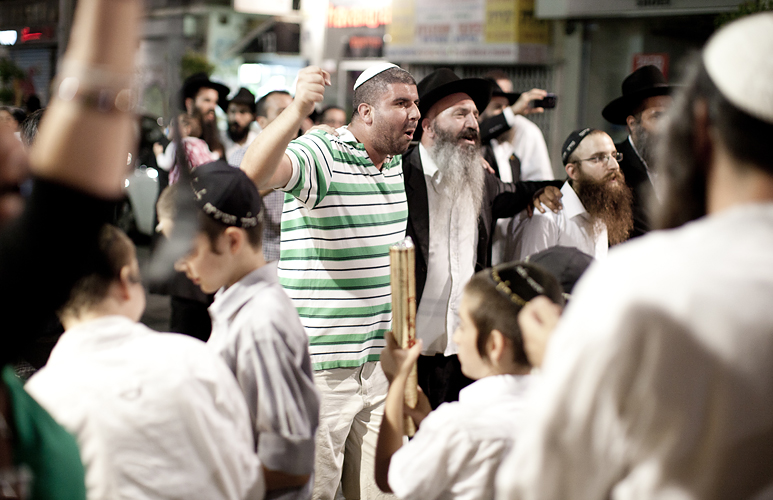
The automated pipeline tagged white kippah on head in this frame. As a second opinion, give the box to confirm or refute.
[703,12,773,124]
[353,62,398,91]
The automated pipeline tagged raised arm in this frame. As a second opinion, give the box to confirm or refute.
[28,0,143,199]
[241,67,330,190]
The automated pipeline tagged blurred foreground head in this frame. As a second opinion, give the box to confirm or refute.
[655,13,773,230]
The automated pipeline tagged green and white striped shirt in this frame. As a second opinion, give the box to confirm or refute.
[279,128,408,370]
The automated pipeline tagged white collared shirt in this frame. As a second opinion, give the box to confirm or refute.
[25,316,263,500]
[497,203,773,500]
[414,144,478,356]
[208,262,319,500]
[505,181,608,261]
[389,374,534,500]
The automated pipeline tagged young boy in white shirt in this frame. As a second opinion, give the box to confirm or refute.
[25,224,264,500]
[176,160,320,500]
[375,262,565,500]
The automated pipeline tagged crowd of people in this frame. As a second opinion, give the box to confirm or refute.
[1,0,772,498]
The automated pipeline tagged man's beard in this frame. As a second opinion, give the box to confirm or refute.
[428,125,485,219]
[574,169,634,245]
[630,119,657,167]
[227,122,250,143]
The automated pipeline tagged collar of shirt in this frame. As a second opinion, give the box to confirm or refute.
[334,126,399,171]
[418,143,445,191]
[560,180,588,220]
[458,374,533,406]
[210,262,279,324]
[47,315,141,362]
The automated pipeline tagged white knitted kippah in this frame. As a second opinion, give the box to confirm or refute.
[353,62,398,90]
[703,12,773,124]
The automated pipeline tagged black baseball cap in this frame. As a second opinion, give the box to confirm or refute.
[190,160,262,228]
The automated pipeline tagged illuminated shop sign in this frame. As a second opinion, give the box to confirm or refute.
[327,6,392,29]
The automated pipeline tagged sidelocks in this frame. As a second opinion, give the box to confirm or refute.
[389,237,419,437]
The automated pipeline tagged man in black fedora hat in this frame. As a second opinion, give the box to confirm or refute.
[402,68,562,409]
[222,87,258,165]
[180,72,230,158]
[602,65,673,239]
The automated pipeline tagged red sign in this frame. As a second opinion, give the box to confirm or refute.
[632,53,669,79]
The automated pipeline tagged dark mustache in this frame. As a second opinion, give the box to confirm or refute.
[457,128,479,141]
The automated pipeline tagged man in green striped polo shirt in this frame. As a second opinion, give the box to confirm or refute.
[241,63,419,500]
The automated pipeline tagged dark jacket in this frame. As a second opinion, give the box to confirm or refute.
[617,137,655,239]
[402,145,561,304]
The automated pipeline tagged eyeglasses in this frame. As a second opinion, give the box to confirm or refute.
[574,152,623,165]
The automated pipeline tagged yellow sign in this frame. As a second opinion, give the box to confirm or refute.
[387,0,415,46]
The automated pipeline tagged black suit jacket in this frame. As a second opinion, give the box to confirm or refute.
[402,146,561,305]
[617,137,655,239]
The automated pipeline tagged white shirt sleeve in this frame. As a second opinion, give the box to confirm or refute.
[388,408,473,500]
[234,324,320,476]
[179,352,266,500]
[512,115,554,181]
[508,211,559,261]
[156,142,176,171]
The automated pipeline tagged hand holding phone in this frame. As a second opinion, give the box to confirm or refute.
[530,93,557,109]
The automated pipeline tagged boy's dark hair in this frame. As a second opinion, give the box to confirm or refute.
[256,90,291,118]
[198,210,263,253]
[20,108,45,148]
[58,225,138,319]
[465,262,565,367]
[352,67,416,118]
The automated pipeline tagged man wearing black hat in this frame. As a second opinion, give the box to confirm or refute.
[602,65,673,239]
[180,72,230,158]
[222,87,259,164]
[402,68,562,409]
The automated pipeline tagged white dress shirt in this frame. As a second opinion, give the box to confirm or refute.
[25,316,263,500]
[496,203,773,500]
[505,181,607,261]
[389,374,534,500]
[414,144,478,356]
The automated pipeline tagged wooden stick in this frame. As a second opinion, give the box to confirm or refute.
[389,237,418,437]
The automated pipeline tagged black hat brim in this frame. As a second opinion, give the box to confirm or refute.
[416,78,493,140]
[179,79,230,112]
[602,85,672,125]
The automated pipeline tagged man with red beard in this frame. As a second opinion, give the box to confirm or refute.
[508,128,633,261]
[402,69,562,409]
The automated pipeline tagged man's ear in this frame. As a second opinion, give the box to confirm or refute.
[223,227,244,255]
[565,162,580,181]
[185,97,194,115]
[421,118,433,141]
[357,103,373,126]
[118,265,134,300]
[486,329,507,364]
[626,114,637,133]
[256,116,268,129]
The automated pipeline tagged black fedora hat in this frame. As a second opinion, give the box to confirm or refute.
[228,87,257,114]
[179,72,230,112]
[602,65,672,125]
[417,69,493,125]
[485,77,521,106]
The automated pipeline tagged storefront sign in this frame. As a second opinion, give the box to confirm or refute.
[632,53,669,78]
[386,0,550,64]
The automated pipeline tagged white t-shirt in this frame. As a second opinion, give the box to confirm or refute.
[26,316,264,500]
[389,374,533,500]
[496,203,773,500]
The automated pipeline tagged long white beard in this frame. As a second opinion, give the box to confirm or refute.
[428,139,485,220]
